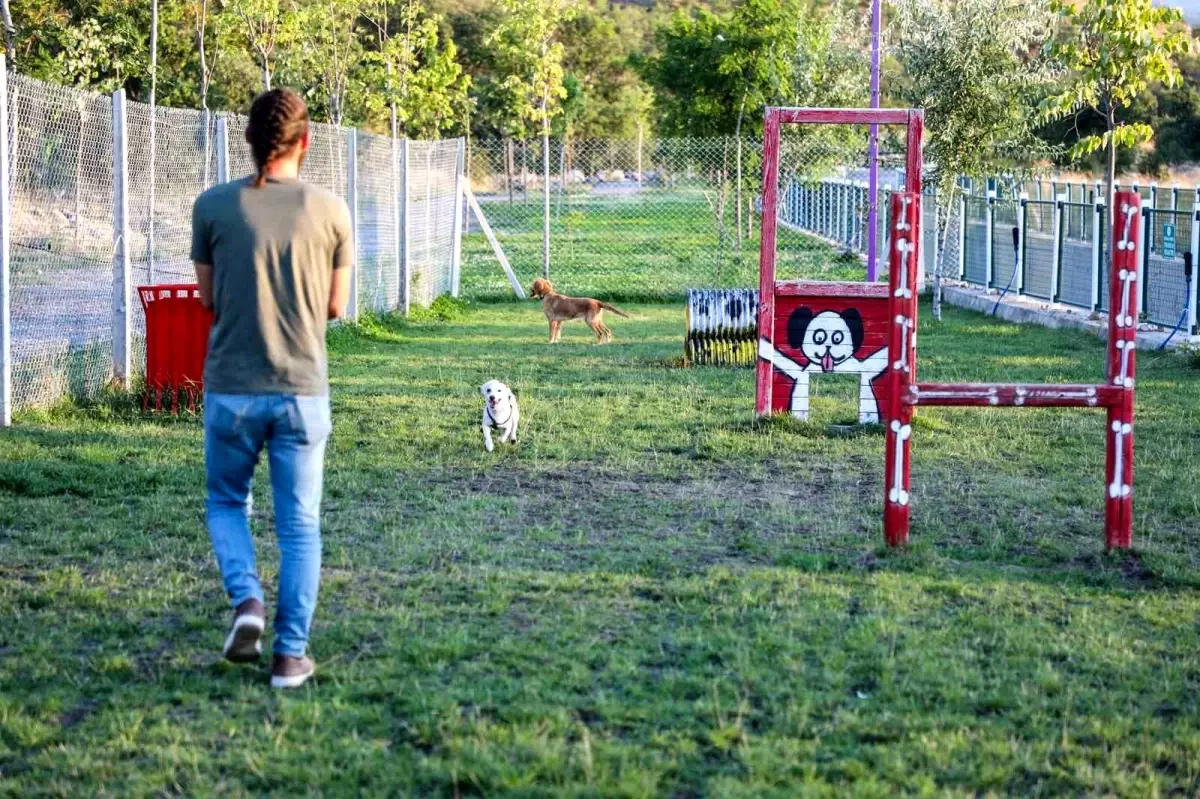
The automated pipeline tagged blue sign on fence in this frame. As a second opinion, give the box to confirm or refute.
[1163,223,1177,259]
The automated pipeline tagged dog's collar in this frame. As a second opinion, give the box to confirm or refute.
[486,405,513,427]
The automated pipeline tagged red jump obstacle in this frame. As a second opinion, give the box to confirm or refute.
[755,107,1140,550]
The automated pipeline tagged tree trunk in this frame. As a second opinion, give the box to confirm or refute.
[197,0,211,187]
[262,58,271,91]
[932,191,955,322]
[1105,102,1117,279]
[1,0,14,64]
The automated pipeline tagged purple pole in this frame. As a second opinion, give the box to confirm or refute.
[866,0,882,281]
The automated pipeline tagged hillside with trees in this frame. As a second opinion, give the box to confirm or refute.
[2,0,1198,176]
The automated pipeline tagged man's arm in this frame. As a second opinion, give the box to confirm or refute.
[328,198,355,320]
[195,263,214,310]
[328,265,352,320]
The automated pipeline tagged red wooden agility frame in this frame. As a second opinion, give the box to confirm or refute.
[756,107,1139,550]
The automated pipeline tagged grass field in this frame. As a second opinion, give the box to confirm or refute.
[460,192,866,302]
[2,298,1200,796]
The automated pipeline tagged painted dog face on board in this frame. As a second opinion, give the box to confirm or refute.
[787,306,865,372]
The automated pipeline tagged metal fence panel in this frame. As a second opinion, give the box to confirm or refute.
[963,197,988,285]
[1024,200,1055,300]
[991,198,1018,290]
[1142,208,1193,328]
[4,72,463,415]
[8,76,115,409]
[1059,202,1095,310]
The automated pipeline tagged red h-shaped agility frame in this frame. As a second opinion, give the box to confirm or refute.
[756,107,1139,550]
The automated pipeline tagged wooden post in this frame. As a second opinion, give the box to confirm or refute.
[1104,191,1140,550]
[754,110,781,417]
[111,87,131,388]
[884,192,919,546]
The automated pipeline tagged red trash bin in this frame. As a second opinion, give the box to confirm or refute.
[138,284,213,412]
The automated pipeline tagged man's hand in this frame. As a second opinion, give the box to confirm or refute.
[195,263,214,310]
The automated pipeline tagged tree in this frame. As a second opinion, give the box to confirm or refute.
[290,0,363,125]
[221,0,299,90]
[893,0,1056,319]
[1039,0,1193,216]
[361,0,470,137]
[486,0,570,277]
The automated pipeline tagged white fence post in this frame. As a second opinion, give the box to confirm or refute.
[0,59,11,426]
[1091,196,1103,311]
[111,88,131,388]
[958,190,966,280]
[1190,204,1199,334]
[1050,193,1065,302]
[400,137,410,316]
[391,133,401,313]
[346,128,359,321]
[450,137,465,297]
[985,189,995,287]
[215,115,229,183]
[1016,192,1028,295]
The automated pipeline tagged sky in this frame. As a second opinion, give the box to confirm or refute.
[1161,0,1200,22]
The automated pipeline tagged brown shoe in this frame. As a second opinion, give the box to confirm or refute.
[222,598,265,663]
[271,655,315,689]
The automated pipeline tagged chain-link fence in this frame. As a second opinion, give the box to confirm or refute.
[2,69,463,417]
[461,133,924,302]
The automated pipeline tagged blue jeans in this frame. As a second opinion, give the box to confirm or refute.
[204,393,332,658]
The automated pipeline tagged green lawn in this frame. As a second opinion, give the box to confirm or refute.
[2,299,1200,796]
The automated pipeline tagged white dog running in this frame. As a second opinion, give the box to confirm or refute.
[480,380,520,452]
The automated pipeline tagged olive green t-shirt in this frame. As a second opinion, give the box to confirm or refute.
[190,176,353,396]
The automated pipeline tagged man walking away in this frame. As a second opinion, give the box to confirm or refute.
[191,88,353,689]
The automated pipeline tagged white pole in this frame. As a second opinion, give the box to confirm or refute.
[0,59,11,426]
[400,138,410,316]
[450,138,465,297]
[1016,192,1028,295]
[542,130,550,279]
[465,184,526,298]
[1189,204,1199,334]
[958,190,966,281]
[111,88,131,388]
[1050,193,1065,302]
[346,129,359,321]
[1090,197,1103,312]
[215,115,229,183]
[147,0,158,286]
[390,110,400,312]
[985,190,996,288]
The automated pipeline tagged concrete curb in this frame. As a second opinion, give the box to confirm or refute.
[940,284,1195,351]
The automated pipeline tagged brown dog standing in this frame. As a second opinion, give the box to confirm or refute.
[530,278,630,343]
